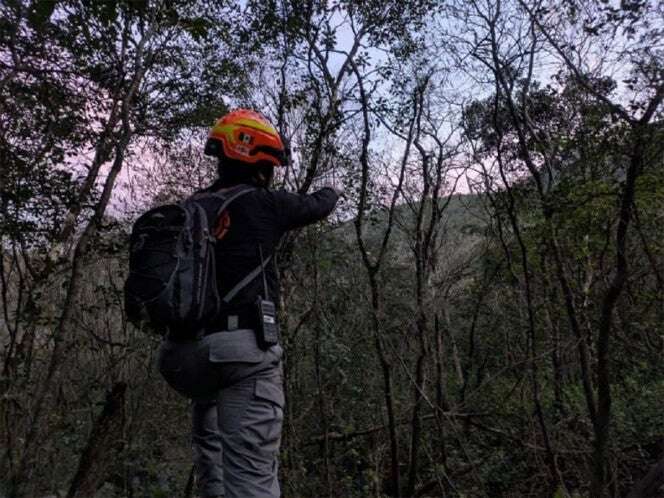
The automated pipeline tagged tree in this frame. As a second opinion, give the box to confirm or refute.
[1,1,251,495]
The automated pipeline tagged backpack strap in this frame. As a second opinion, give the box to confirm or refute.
[198,185,256,215]
[200,186,272,304]
[221,254,272,304]
[187,186,254,241]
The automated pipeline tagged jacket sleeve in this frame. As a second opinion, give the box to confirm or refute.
[273,187,339,231]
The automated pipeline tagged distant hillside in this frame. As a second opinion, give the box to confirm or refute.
[333,192,488,251]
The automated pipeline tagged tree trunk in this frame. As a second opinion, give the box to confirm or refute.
[626,452,664,498]
[590,131,644,498]
[66,382,127,498]
[369,279,401,497]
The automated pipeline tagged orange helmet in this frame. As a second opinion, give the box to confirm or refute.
[204,109,287,167]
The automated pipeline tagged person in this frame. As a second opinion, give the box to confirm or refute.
[157,109,339,498]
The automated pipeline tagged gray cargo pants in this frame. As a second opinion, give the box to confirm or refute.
[158,329,284,498]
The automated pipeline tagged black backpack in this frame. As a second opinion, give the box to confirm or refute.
[124,186,269,338]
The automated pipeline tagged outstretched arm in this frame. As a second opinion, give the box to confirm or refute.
[274,187,340,231]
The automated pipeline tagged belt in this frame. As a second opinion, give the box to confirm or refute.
[201,312,255,337]
[166,312,255,342]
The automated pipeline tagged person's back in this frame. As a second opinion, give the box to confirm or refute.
[212,186,338,318]
[157,109,339,498]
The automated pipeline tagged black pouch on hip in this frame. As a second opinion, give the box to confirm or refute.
[255,297,279,350]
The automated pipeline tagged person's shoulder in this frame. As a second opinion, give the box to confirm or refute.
[249,186,280,208]
[268,187,293,198]
[263,187,305,202]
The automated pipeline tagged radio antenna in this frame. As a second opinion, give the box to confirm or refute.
[259,244,269,300]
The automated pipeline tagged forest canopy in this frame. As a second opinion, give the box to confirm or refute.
[1,0,663,497]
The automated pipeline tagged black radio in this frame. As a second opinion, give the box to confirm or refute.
[254,244,279,350]
[255,297,279,350]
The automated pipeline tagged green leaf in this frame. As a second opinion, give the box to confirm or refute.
[553,486,570,498]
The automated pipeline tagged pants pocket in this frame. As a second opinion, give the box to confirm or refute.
[219,376,284,498]
[243,377,285,458]
[208,330,264,363]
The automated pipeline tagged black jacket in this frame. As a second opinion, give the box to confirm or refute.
[212,185,338,322]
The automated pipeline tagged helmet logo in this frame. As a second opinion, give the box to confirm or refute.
[239,132,253,145]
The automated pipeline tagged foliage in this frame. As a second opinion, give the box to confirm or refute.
[1,0,663,497]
